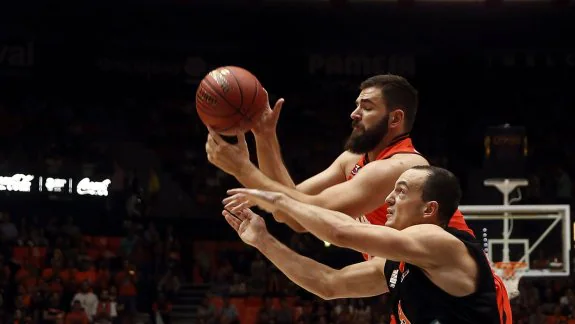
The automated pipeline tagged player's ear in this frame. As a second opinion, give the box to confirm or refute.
[390,109,404,127]
[423,201,438,219]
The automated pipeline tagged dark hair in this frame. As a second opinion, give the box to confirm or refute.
[360,74,418,131]
[411,165,461,226]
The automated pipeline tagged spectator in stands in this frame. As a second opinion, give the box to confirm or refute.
[72,281,98,322]
[42,292,65,324]
[275,297,293,324]
[152,292,172,324]
[0,213,18,259]
[256,296,276,324]
[219,297,239,324]
[197,296,217,324]
[93,289,117,324]
[249,253,266,296]
[66,299,89,324]
[61,217,81,240]
[353,299,371,324]
[119,229,138,259]
[228,274,247,297]
[115,260,138,324]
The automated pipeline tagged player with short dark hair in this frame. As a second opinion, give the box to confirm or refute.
[222,166,505,324]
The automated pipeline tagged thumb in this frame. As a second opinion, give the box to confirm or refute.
[272,98,285,122]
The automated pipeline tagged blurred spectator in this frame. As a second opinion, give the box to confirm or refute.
[93,289,117,324]
[72,281,98,321]
[152,293,172,324]
[66,299,89,324]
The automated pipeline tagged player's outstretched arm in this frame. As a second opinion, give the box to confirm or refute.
[226,189,466,269]
[222,207,389,300]
[207,126,425,226]
[229,154,426,219]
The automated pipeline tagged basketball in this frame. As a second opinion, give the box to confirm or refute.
[196,66,267,136]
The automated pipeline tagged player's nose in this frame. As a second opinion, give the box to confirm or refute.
[385,193,395,206]
[350,107,361,120]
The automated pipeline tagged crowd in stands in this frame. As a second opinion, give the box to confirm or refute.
[0,209,182,324]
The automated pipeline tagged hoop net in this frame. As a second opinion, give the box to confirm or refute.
[493,261,528,299]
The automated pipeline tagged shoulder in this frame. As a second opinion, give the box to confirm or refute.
[338,151,363,165]
[402,224,462,244]
[337,151,363,173]
[356,154,429,178]
[386,153,429,166]
[401,224,470,268]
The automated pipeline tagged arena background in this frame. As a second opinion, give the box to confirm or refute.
[0,0,573,323]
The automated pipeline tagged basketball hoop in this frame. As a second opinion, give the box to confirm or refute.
[493,261,528,299]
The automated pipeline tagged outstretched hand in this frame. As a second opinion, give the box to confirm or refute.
[251,89,285,136]
[224,188,287,214]
[222,207,268,248]
[205,127,251,177]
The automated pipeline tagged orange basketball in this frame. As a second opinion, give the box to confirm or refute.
[196,66,267,136]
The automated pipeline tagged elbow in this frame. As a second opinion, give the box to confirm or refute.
[318,292,336,301]
[317,274,338,300]
[272,211,287,223]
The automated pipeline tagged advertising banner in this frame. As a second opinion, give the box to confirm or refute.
[0,173,111,197]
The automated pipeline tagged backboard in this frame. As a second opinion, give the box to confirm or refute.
[460,204,571,277]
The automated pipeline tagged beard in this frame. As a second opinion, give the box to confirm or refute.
[344,114,390,154]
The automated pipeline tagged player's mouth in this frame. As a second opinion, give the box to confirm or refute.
[351,121,364,130]
[386,208,394,219]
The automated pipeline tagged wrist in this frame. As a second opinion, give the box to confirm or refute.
[255,232,275,251]
[236,160,256,178]
[253,129,276,140]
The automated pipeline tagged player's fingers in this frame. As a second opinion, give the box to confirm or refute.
[240,208,256,220]
[223,199,241,211]
[227,188,252,196]
[236,131,247,148]
[233,208,249,221]
[231,201,253,214]
[207,126,224,145]
[222,210,241,231]
[222,193,250,205]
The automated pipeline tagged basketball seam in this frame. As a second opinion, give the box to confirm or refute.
[227,68,245,113]
[196,93,241,118]
[204,77,247,118]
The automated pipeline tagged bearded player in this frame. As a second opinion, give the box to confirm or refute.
[205,74,511,323]
[206,74,470,240]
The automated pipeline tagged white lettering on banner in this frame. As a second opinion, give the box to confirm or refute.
[45,177,68,193]
[309,54,416,77]
[0,174,34,192]
[76,178,111,196]
[0,42,34,67]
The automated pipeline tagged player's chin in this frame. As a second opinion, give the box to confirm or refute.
[384,218,394,228]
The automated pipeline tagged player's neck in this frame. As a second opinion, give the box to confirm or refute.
[367,131,407,162]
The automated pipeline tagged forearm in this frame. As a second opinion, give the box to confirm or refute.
[237,160,311,202]
[252,134,309,230]
[276,197,364,246]
[254,133,296,188]
[256,233,335,299]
